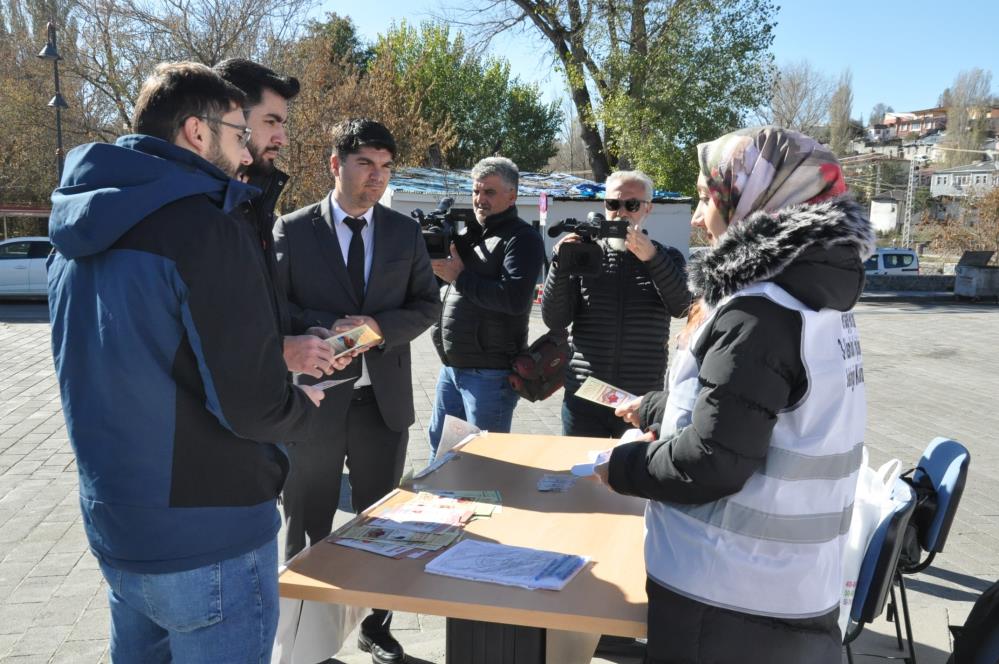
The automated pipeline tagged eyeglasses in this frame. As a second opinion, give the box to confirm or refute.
[199,116,252,148]
[604,198,649,212]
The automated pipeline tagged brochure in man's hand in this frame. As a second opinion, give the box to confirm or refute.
[574,377,636,409]
[324,324,382,359]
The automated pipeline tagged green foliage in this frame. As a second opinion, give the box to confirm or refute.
[302,12,373,68]
[373,21,561,170]
[550,0,777,193]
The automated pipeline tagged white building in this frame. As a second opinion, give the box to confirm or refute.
[869,194,902,234]
[380,168,693,259]
[930,161,999,198]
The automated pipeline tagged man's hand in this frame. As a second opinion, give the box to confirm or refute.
[331,315,383,355]
[614,395,644,427]
[625,225,656,262]
[431,244,465,283]
[553,232,582,254]
[297,384,325,407]
[283,334,335,378]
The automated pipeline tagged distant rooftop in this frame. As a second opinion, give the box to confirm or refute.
[933,161,999,175]
[388,167,690,202]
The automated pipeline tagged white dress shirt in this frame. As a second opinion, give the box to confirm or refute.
[329,193,375,387]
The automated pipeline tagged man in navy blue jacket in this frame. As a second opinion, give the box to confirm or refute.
[48,62,331,664]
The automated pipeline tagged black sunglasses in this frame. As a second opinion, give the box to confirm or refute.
[604,198,648,212]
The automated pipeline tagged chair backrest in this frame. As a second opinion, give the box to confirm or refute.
[851,479,917,625]
[912,437,970,553]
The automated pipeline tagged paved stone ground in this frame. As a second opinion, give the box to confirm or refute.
[1,299,997,663]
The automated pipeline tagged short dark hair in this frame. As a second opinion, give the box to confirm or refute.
[330,118,397,161]
[132,62,246,142]
[213,58,300,107]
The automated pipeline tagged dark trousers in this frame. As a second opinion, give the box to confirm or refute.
[644,577,842,664]
[283,386,408,632]
[562,390,633,438]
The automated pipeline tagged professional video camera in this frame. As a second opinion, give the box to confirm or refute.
[411,197,456,259]
[546,212,630,277]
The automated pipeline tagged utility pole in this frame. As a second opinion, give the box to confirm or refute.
[902,158,917,248]
[875,162,882,196]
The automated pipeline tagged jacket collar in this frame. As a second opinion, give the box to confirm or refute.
[689,197,875,306]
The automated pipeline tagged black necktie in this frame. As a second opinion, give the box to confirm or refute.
[343,216,367,305]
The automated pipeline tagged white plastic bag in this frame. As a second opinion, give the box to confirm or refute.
[272,565,367,664]
[839,447,903,638]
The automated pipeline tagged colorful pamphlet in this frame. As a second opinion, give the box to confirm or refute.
[574,377,636,409]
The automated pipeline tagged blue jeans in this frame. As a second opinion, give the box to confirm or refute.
[98,538,279,664]
[428,366,520,452]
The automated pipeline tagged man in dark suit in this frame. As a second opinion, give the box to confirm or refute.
[273,118,440,664]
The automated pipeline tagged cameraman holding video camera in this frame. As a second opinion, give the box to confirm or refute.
[543,170,691,438]
[428,157,545,453]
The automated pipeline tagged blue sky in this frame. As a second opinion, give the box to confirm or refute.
[318,0,998,125]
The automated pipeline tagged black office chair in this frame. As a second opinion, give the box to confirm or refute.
[889,437,971,664]
[844,478,917,664]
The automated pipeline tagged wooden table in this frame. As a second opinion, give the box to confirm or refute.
[279,432,648,663]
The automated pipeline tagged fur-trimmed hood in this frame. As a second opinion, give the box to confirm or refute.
[689,197,875,311]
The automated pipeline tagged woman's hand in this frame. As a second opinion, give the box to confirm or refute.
[615,395,644,427]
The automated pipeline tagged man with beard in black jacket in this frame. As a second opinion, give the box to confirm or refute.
[216,58,336,379]
[543,170,690,439]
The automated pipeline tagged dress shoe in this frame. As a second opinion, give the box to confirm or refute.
[595,634,646,656]
[357,627,405,664]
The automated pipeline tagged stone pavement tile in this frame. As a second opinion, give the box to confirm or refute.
[845,606,951,664]
[28,550,84,578]
[0,604,44,636]
[1,656,51,664]
[7,576,60,605]
[66,606,109,643]
[0,633,20,658]
[31,594,91,628]
[6,624,72,659]
[50,638,109,664]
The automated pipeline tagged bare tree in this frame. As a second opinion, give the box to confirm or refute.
[755,59,832,132]
[446,0,777,184]
[67,0,316,135]
[942,68,993,167]
[869,102,892,126]
[828,68,854,155]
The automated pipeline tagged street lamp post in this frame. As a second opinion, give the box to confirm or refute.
[37,22,69,183]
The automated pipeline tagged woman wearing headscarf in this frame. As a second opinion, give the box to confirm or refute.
[597,126,876,663]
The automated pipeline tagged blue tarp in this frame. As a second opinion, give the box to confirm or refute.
[388,167,688,201]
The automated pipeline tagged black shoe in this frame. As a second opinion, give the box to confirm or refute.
[595,634,646,656]
[358,628,405,664]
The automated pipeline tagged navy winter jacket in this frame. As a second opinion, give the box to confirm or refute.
[48,135,315,573]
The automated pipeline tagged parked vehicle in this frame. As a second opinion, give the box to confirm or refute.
[864,247,920,276]
[0,237,52,298]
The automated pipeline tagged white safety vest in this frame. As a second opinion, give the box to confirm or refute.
[646,282,865,619]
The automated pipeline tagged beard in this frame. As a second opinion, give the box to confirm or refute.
[206,137,239,179]
[239,141,279,180]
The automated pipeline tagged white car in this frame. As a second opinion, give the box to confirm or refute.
[0,236,53,298]
[864,247,920,276]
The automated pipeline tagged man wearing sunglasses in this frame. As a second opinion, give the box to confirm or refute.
[543,170,691,440]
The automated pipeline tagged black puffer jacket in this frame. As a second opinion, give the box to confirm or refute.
[432,206,545,369]
[231,168,291,335]
[610,197,875,504]
[541,240,690,396]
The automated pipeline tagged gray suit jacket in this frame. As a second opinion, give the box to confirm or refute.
[273,195,441,433]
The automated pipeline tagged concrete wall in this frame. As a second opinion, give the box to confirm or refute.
[864,274,955,292]
[382,189,692,259]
